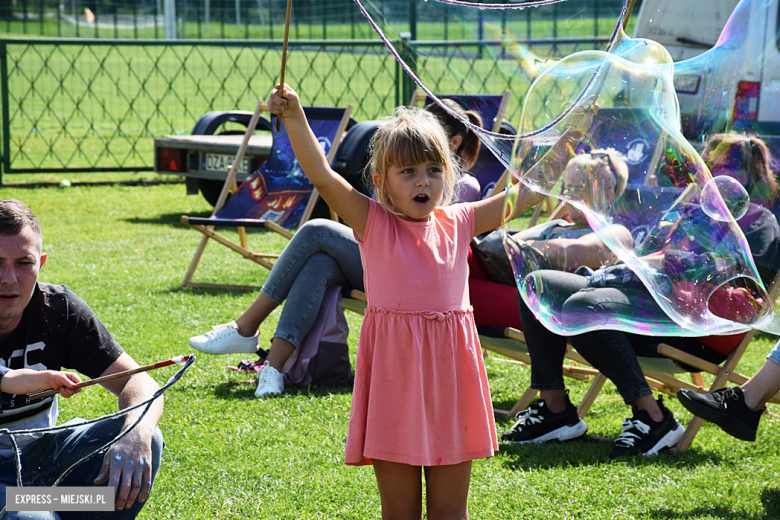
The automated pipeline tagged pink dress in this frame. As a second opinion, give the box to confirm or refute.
[345,199,498,466]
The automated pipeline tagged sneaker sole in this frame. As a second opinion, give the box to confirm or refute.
[254,387,283,398]
[505,419,588,445]
[677,391,757,442]
[642,422,684,456]
[188,339,259,355]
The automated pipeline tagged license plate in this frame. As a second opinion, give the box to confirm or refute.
[202,153,252,175]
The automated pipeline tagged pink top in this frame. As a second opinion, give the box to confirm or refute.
[345,199,498,467]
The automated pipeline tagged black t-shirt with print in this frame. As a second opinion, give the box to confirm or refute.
[0,282,124,426]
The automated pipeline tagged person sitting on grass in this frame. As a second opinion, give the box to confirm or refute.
[0,199,164,519]
[188,99,486,399]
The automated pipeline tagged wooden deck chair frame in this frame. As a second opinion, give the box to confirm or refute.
[480,271,780,451]
[182,104,353,291]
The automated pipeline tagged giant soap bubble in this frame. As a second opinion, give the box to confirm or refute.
[354,0,780,335]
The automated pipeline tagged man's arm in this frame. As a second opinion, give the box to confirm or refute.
[95,353,163,511]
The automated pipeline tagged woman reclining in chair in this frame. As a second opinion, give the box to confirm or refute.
[502,133,780,458]
[189,99,489,398]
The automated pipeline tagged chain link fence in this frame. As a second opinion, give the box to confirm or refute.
[0,35,608,177]
[2,0,634,40]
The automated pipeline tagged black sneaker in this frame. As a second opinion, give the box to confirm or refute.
[677,386,764,442]
[501,398,588,444]
[609,396,684,458]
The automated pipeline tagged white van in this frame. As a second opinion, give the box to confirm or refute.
[632,0,780,143]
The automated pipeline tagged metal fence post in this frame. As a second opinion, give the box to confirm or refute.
[408,0,417,41]
[0,40,9,183]
[398,32,416,105]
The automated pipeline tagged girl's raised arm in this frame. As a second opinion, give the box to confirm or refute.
[471,102,598,236]
[268,84,370,239]
[471,183,544,236]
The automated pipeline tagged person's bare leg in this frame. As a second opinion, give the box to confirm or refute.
[630,394,663,422]
[266,337,295,371]
[741,359,780,411]
[234,293,278,337]
[539,389,567,414]
[424,461,471,520]
[373,459,423,520]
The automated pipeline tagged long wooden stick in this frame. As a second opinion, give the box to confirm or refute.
[622,0,637,30]
[28,354,195,400]
[276,0,293,131]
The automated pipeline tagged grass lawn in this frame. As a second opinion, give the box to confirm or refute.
[3,182,780,519]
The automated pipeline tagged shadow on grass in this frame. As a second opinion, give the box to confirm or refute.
[496,434,723,471]
[647,486,780,519]
[163,285,261,297]
[123,211,210,228]
[212,381,354,400]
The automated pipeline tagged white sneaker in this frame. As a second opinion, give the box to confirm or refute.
[255,361,284,398]
[188,321,259,355]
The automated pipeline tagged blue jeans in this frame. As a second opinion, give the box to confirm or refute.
[519,270,725,404]
[261,219,364,348]
[0,418,164,520]
[767,340,780,366]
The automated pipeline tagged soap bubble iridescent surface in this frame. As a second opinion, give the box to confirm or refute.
[355,0,780,335]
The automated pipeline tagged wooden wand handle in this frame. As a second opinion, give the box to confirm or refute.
[27,354,195,400]
[277,0,293,131]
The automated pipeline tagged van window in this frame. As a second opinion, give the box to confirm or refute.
[634,0,739,49]
[777,3,780,52]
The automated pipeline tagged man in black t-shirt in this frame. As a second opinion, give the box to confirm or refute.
[0,200,164,519]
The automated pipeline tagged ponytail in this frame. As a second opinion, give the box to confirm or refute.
[423,99,484,170]
[458,110,483,171]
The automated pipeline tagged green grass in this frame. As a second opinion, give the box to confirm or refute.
[2,182,779,519]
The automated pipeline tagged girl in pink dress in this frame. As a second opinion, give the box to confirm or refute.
[268,84,545,519]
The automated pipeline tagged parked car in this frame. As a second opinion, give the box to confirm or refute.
[633,0,780,151]
[154,110,365,206]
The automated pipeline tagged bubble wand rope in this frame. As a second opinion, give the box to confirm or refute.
[351,0,631,140]
[27,354,196,400]
[431,0,568,9]
[0,355,196,494]
[276,0,293,131]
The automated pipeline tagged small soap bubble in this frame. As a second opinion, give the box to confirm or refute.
[700,175,749,222]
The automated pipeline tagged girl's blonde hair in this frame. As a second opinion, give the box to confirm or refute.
[703,132,779,209]
[367,106,461,210]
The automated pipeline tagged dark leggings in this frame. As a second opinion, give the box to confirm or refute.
[518,270,725,404]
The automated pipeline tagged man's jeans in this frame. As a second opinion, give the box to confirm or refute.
[0,417,164,520]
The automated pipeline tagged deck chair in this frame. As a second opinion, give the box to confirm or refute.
[475,186,687,417]
[410,90,512,199]
[480,182,780,450]
[181,105,353,290]
[482,269,780,445]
